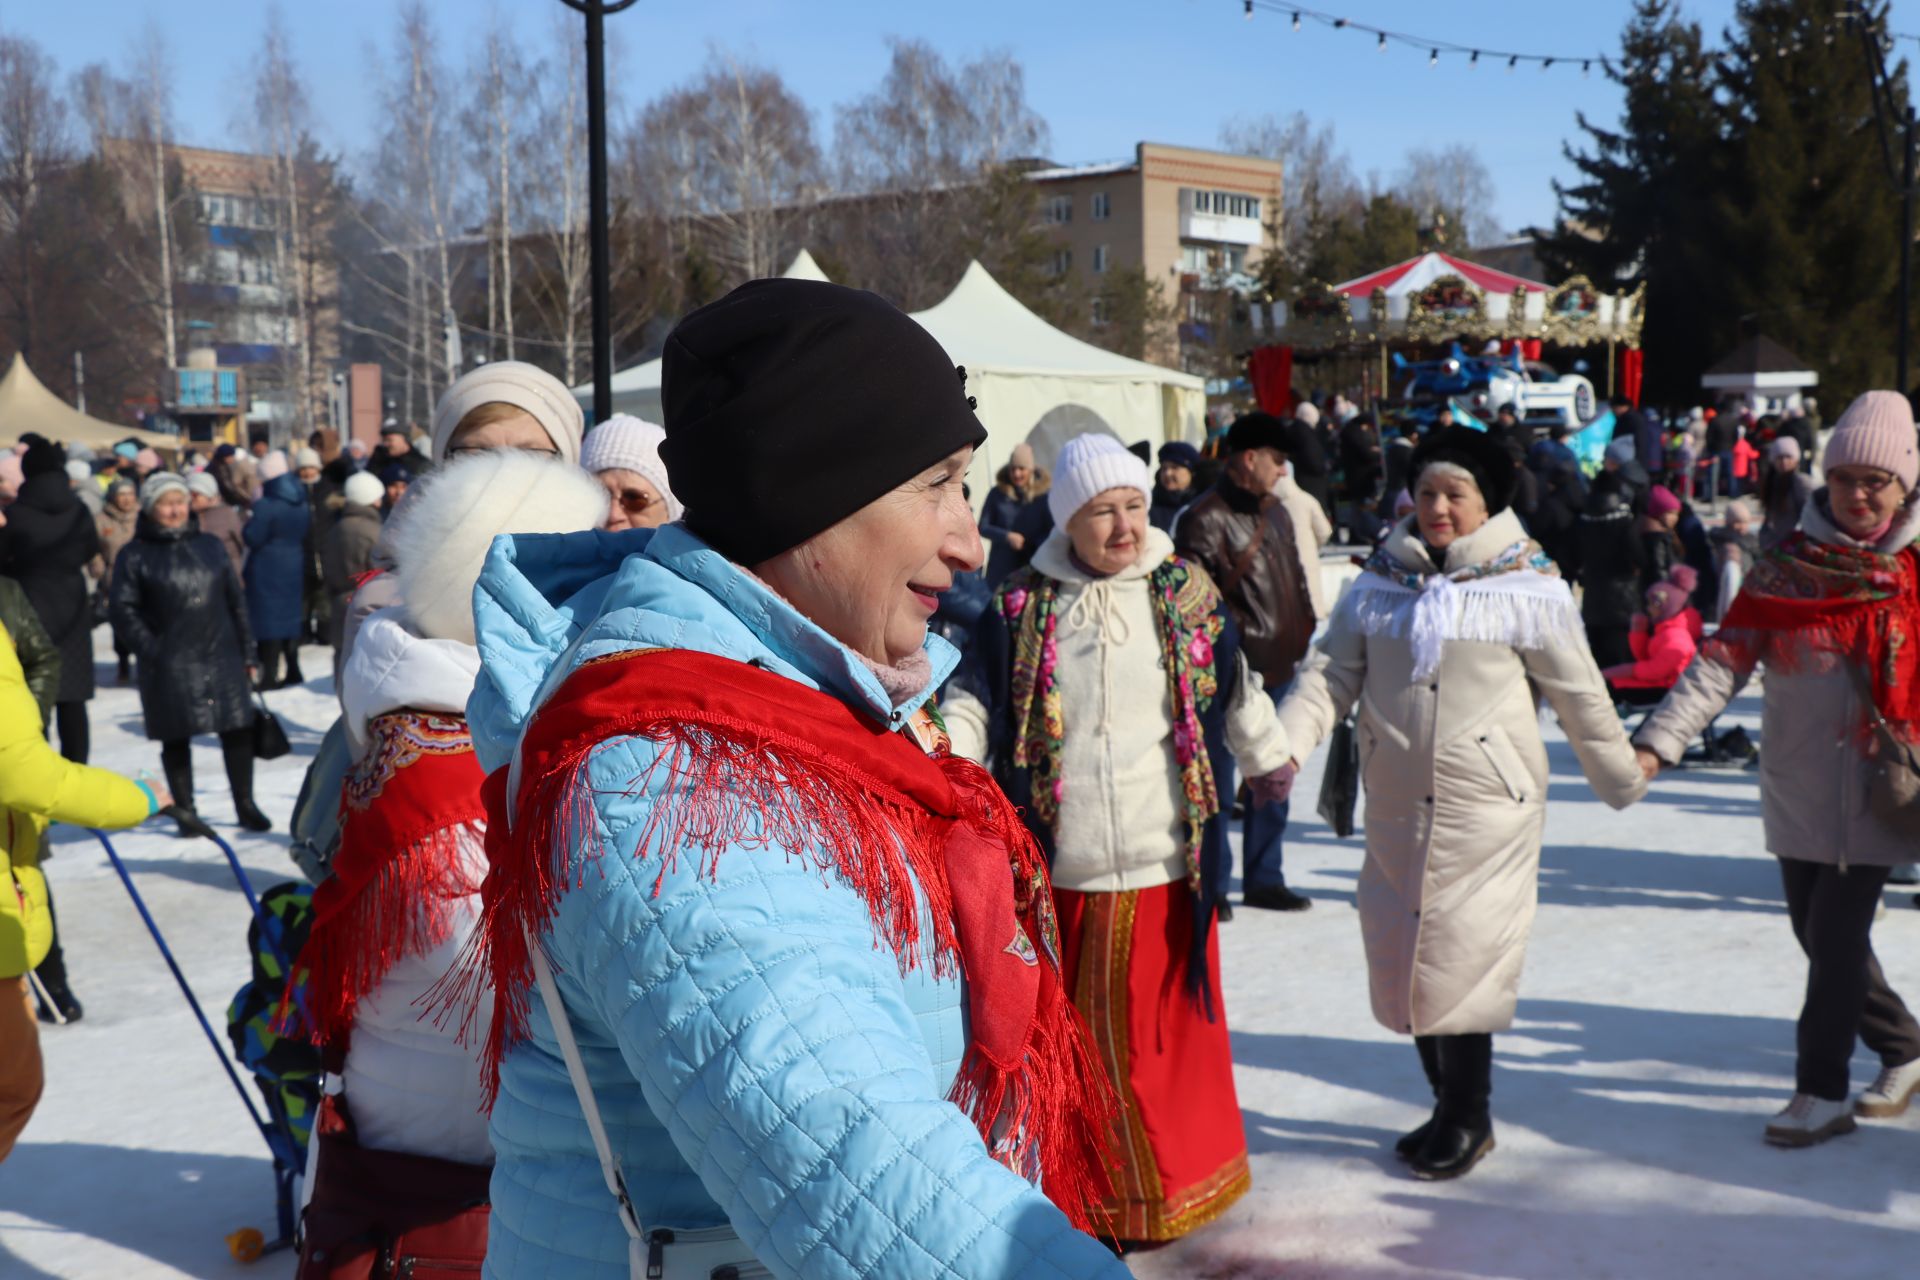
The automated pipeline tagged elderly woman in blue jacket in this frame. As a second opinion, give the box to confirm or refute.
[456,280,1130,1279]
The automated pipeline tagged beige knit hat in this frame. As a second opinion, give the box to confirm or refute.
[1825,391,1919,492]
[429,361,585,465]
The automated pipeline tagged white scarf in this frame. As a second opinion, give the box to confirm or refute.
[1346,568,1579,680]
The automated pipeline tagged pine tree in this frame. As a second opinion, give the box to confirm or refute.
[1538,0,1727,404]
[1713,0,1911,403]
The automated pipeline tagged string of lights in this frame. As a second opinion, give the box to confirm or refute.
[1238,2,1607,75]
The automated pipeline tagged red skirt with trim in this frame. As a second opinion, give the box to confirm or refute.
[1054,879,1249,1242]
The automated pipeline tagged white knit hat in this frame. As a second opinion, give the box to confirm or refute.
[429,361,585,465]
[294,447,322,470]
[259,449,290,481]
[1048,433,1152,527]
[65,460,91,484]
[579,414,682,521]
[343,471,385,508]
[185,471,220,500]
[138,471,189,511]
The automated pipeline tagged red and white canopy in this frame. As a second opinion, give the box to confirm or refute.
[1334,252,1547,298]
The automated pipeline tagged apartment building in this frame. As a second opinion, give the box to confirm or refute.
[1028,141,1284,367]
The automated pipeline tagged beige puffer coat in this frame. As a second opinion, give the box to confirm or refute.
[1276,509,1646,1036]
[1636,495,1920,869]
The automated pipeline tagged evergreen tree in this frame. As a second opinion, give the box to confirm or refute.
[1538,0,1727,404]
[1713,0,1911,404]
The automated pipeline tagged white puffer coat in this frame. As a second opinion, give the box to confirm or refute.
[1275,510,1645,1036]
[336,608,491,1165]
[1637,495,1920,870]
[945,526,1292,893]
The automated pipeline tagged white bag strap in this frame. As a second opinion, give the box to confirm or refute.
[526,925,649,1253]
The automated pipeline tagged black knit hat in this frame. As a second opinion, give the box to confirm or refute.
[1225,412,1293,456]
[660,279,987,564]
[20,438,66,479]
[1408,425,1516,515]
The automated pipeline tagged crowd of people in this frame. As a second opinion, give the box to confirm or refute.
[0,278,1916,1277]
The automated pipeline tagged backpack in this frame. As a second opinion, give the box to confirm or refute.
[288,717,351,884]
[226,882,323,1154]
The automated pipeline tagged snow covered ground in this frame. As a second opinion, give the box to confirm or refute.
[2,634,1917,1279]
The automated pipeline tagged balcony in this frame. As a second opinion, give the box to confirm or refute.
[1179,208,1262,247]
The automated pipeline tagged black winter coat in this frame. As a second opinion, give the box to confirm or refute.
[110,517,256,742]
[0,471,101,703]
[978,485,1053,588]
[1577,485,1646,632]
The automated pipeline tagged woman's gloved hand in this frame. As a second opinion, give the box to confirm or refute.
[1248,761,1299,807]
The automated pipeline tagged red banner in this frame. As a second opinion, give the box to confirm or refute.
[1248,345,1295,415]
[1621,348,1644,407]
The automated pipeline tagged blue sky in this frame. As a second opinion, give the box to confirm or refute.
[4,1,1915,236]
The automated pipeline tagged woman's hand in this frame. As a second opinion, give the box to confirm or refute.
[1634,746,1662,781]
[1006,531,1025,551]
[1249,761,1299,807]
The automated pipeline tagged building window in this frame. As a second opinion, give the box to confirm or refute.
[1189,189,1261,220]
[1046,195,1073,224]
[1091,191,1111,221]
[1091,296,1111,328]
[1047,248,1073,277]
[1093,245,1109,273]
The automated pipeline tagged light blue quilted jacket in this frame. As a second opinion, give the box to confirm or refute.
[468,522,1129,1280]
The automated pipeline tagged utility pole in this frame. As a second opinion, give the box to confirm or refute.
[559,0,638,426]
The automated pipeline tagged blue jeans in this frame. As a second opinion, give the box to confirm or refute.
[1241,680,1291,892]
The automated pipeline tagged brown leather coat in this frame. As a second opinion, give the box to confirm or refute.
[1174,479,1316,688]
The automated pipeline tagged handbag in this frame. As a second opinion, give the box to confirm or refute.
[1844,664,1920,838]
[254,692,293,761]
[1316,715,1360,839]
[294,1091,492,1279]
[528,930,768,1280]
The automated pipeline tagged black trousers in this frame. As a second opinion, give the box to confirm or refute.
[1779,858,1920,1100]
[159,730,256,812]
[48,701,88,765]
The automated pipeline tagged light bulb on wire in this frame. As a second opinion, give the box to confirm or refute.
[1378,32,1387,53]
[1507,54,1519,71]
[1429,48,1438,66]
[1244,0,1253,19]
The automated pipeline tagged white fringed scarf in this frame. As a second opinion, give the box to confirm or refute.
[1347,537,1580,680]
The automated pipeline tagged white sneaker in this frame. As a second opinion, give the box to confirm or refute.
[1856,1058,1920,1119]
[1764,1093,1857,1147]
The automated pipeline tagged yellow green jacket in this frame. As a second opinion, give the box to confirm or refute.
[1,619,155,978]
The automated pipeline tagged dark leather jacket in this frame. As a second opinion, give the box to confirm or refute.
[1174,479,1316,688]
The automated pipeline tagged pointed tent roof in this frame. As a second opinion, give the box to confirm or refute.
[911,262,1203,387]
[587,250,835,409]
[1334,251,1548,299]
[0,353,177,450]
[1703,334,1815,379]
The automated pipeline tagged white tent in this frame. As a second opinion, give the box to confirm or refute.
[583,253,1207,497]
[580,249,831,420]
[0,354,178,450]
[910,262,1205,487]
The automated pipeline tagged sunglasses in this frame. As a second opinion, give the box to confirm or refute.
[613,488,657,515]
[445,444,561,460]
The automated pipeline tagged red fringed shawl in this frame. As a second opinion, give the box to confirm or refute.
[302,711,488,1043]
[1708,530,1920,736]
[446,647,1118,1232]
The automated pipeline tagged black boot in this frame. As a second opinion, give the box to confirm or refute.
[1411,1033,1495,1181]
[282,648,306,687]
[160,741,196,835]
[255,640,283,691]
[1396,1035,1444,1160]
[234,800,273,833]
[222,729,270,831]
[32,974,83,1024]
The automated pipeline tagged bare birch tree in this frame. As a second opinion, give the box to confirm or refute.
[0,36,73,359]
[464,18,524,362]
[249,6,323,436]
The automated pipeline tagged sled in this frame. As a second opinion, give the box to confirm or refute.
[91,822,304,1264]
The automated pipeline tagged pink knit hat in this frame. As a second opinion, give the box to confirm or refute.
[1825,391,1920,492]
[1648,484,1681,518]
[258,449,290,481]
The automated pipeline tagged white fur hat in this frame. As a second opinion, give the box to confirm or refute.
[580,414,681,521]
[343,471,385,508]
[390,451,609,644]
[1048,433,1152,527]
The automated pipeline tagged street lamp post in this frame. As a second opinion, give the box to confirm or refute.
[559,0,638,425]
